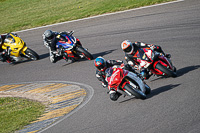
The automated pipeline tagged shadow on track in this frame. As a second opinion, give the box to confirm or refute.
[62,59,82,66]
[0,53,49,65]
[119,97,136,103]
[3,58,40,65]
[31,49,117,67]
[60,49,117,66]
[39,53,49,60]
[37,49,117,63]
[147,84,181,99]
[176,65,200,77]
[150,65,200,82]
[92,49,117,59]
[119,84,180,103]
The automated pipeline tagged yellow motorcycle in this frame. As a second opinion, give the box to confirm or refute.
[2,33,39,63]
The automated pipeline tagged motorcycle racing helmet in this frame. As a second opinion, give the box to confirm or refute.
[94,56,107,71]
[44,30,55,41]
[121,40,134,54]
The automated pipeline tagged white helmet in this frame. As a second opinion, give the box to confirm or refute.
[44,30,55,41]
[121,40,134,54]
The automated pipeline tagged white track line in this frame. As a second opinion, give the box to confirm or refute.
[16,0,184,33]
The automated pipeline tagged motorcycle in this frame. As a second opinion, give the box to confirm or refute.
[134,48,177,78]
[56,31,93,62]
[105,65,151,100]
[1,33,39,63]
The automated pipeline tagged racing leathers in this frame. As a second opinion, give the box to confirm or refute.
[0,34,19,62]
[43,31,70,63]
[125,42,170,79]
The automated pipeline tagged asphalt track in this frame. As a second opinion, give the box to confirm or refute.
[0,0,200,132]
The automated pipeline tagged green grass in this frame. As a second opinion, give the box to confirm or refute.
[0,97,45,133]
[0,0,175,34]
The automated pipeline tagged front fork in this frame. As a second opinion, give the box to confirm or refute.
[21,46,28,56]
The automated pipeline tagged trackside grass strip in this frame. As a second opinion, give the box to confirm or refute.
[0,0,175,34]
[0,97,45,133]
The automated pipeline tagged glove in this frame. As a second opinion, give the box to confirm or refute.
[102,82,108,88]
[128,61,134,66]
[149,44,157,50]
[134,65,141,70]
[116,60,123,63]
[44,42,49,48]
[101,80,108,88]
[120,63,125,68]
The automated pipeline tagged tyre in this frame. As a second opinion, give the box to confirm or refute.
[25,48,39,60]
[76,47,93,60]
[144,84,151,95]
[124,83,146,100]
[155,63,177,77]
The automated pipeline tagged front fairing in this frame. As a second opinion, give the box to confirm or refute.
[56,34,77,50]
[123,72,146,93]
[2,33,26,57]
[137,48,154,62]
[153,54,173,72]
[136,48,154,68]
[106,67,126,91]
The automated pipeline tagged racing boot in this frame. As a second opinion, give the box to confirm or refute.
[63,52,68,62]
[0,53,6,62]
[50,51,57,63]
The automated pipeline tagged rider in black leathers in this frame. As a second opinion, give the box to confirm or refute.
[121,40,171,79]
[42,30,71,63]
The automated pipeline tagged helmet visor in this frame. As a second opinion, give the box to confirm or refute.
[97,64,105,70]
[46,34,54,40]
[123,45,132,52]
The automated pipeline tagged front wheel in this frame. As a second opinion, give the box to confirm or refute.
[144,83,151,95]
[124,83,146,100]
[25,48,39,60]
[155,63,177,77]
[76,47,93,60]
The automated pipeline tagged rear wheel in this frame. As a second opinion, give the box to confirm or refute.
[124,83,146,100]
[155,63,177,77]
[76,47,93,60]
[25,48,39,60]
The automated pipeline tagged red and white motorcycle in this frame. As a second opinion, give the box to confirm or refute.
[105,66,151,100]
[134,48,177,78]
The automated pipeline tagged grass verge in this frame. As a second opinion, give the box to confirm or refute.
[0,97,45,133]
[0,0,175,34]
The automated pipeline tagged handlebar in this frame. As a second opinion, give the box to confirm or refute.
[69,31,74,36]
